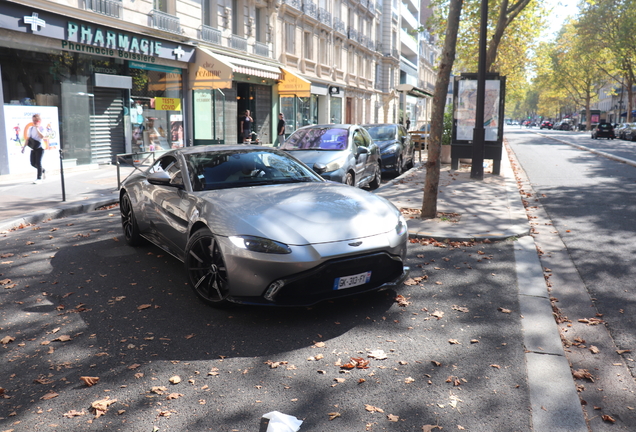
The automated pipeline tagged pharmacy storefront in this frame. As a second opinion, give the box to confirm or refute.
[0,2,193,175]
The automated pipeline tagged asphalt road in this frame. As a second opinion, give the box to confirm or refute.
[507,128,636,430]
[0,210,531,431]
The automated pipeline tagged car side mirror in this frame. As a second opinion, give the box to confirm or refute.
[313,163,327,174]
[356,146,369,156]
[147,171,182,188]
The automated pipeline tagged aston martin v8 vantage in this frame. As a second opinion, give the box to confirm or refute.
[119,145,409,307]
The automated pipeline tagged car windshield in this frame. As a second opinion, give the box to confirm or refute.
[280,127,348,151]
[185,150,322,191]
[365,125,396,141]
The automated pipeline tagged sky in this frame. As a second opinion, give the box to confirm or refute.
[542,0,580,40]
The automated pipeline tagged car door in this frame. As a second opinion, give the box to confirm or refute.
[352,128,370,184]
[144,155,192,255]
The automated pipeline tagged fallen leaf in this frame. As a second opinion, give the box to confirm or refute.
[405,377,415,384]
[422,425,442,432]
[367,350,387,360]
[63,410,86,418]
[40,391,59,400]
[80,376,100,387]
[602,414,616,423]
[128,363,141,370]
[169,376,181,384]
[53,335,71,342]
[166,393,183,400]
[151,386,168,395]
[365,404,384,413]
[387,414,399,422]
[328,412,341,420]
[137,304,152,310]
[490,364,501,369]
[1,335,15,344]
[314,341,326,348]
[448,339,460,345]
[572,369,595,382]
[589,345,600,354]
[395,295,411,307]
[617,349,631,355]
[431,310,444,319]
[498,307,512,314]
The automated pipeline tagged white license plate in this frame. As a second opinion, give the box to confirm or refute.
[333,271,372,290]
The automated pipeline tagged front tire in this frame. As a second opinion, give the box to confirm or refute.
[120,192,142,246]
[369,162,381,190]
[185,228,231,307]
[344,171,355,187]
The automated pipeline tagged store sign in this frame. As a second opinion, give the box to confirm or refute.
[155,97,181,111]
[60,22,161,62]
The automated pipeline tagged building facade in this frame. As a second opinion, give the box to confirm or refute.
[0,0,437,175]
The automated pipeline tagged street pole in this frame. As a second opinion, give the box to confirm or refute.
[470,0,488,180]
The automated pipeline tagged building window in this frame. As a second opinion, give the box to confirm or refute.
[154,0,174,14]
[286,23,296,54]
[319,38,327,63]
[304,32,313,60]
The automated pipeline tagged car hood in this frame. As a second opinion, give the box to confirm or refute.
[285,150,345,167]
[375,140,399,150]
[197,183,399,245]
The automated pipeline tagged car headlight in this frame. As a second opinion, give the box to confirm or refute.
[324,159,346,172]
[229,235,292,254]
[396,215,408,236]
[382,145,400,155]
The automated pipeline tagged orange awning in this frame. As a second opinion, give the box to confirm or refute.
[188,47,233,90]
[278,68,311,97]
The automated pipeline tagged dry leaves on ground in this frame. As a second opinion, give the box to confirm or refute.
[1,335,15,344]
[80,376,99,387]
[365,405,384,413]
[63,410,86,418]
[572,369,595,382]
[395,294,411,307]
[91,398,117,418]
[341,357,370,369]
[328,412,341,420]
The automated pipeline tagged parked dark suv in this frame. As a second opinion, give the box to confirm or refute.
[591,122,615,139]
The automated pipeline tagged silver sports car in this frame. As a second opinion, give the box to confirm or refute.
[119,145,409,307]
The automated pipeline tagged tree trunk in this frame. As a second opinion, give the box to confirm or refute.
[421,0,463,219]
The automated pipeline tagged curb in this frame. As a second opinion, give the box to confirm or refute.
[0,197,119,232]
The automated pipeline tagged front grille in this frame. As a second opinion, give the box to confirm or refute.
[272,252,404,305]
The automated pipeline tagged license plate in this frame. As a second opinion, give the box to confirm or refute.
[333,271,372,290]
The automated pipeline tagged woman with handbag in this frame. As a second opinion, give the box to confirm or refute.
[21,114,46,184]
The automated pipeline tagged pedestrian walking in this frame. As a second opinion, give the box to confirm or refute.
[240,110,253,143]
[21,113,46,184]
[277,113,286,146]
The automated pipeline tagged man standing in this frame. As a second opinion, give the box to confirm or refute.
[277,113,286,146]
[241,110,253,143]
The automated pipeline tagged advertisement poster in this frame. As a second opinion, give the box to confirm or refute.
[455,80,500,142]
[170,114,183,148]
[3,105,60,175]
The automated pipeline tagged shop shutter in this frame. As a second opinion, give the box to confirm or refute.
[91,89,125,164]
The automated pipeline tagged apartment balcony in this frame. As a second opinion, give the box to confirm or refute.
[200,25,222,46]
[348,27,359,43]
[150,9,181,34]
[283,0,303,11]
[334,17,346,35]
[254,41,271,58]
[318,7,332,27]
[375,42,383,53]
[400,28,418,56]
[360,34,368,47]
[303,0,318,19]
[85,0,122,18]
[230,34,248,52]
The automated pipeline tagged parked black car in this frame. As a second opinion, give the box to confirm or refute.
[280,124,381,189]
[554,121,573,131]
[539,120,553,130]
[362,123,414,175]
[591,122,615,139]
[623,123,636,141]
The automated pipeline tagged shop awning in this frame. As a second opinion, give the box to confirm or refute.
[189,47,233,90]
[396,83,433,98]
[213,53,281,80]
[278,68,311,97]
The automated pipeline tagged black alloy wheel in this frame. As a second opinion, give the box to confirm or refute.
[120,192,142,246]
[185,228,231,307]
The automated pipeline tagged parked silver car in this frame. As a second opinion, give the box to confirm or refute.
[280,124,381,189]
[119,145,409,307]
